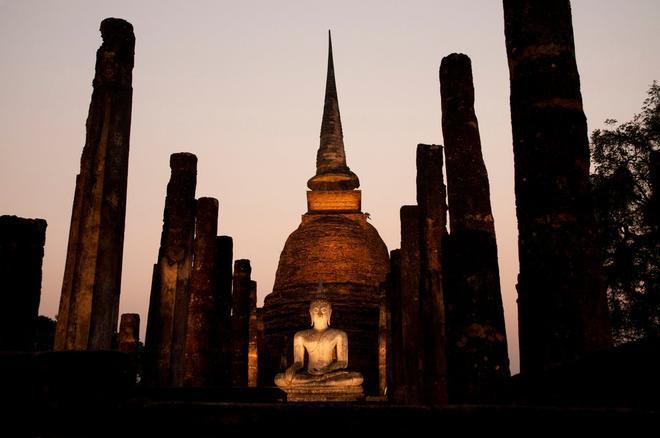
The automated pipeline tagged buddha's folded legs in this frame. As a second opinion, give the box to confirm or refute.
[275,370,364,387]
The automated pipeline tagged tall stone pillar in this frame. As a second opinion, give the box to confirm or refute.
[398,206,423,404]
[0,216,47,351]
[183,197,219,387]
[256,308,267,387]
[439,54,510,402]
[231,259,252,387]
[503,0,611,374]
[416,144,449,405]
[377,283,389,397]
[54,18,135,351]
[145,153,197,387]
[386,250,403,401]
[215,235,233,386]
[118,313,140,354]
[247,282,258,387]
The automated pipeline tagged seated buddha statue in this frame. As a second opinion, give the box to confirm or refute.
[274,296,363,389]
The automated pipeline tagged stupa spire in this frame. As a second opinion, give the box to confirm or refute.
[307,30,360,191]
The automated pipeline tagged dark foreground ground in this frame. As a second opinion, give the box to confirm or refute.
[2,339,659,436]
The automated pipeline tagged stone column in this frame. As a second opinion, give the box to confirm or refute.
[183,197,219,387]
[398,206,423,404]
[144,153,197,387]
[256,308,267,387]
[386,250,403,401]
[247,282,258,387]
[503,0,612,374]
[231,259,251,387]
[118,313,140,354]
[416,144,449,405]
[54,18,134,351]
[0,216,47,351]
[215,235,233,386]
[439,54,510,402]
[377,282,389,397]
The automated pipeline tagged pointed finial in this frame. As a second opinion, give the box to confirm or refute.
[307,31,360,191]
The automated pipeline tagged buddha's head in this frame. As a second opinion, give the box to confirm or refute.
[309,298,332,329]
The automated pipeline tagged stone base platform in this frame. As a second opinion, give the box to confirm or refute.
[282,384,364,402]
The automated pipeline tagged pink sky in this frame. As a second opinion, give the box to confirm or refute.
[1,0,658,373]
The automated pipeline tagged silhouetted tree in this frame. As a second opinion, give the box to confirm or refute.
[590,81,660,344]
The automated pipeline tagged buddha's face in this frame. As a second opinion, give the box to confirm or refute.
[309,300,332,329]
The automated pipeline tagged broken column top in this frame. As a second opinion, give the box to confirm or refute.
[0,216,47,240]
[441,53,471,75]
[94,18,135,88]
[440,53,475,107]
[234,259,252,276]
[170,152,198,171]
[100,17,134,40]
[307,31,360,192]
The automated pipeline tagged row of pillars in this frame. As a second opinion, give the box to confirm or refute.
[143,153,260,388]
[385,53,507,403]
[24,17,260,388]
[385,0,612,404]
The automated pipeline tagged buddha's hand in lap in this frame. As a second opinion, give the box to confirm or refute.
[283,365,299,383]
[308,365,332,375]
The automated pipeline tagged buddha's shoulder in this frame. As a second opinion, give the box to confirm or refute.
[325,328,347,338]
[295,329,315,338]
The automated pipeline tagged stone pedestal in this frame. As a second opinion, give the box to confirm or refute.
[282,385,364,402]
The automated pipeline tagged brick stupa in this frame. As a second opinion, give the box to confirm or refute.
[262,32,389,391]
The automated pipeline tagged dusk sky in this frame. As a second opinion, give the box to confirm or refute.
[1,0,658,373]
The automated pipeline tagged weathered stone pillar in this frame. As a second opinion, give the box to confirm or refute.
[247,282,258,387]
[231,259,251,387]
[398,206,423,404]
[183,197,219,387]
[54,18,134,351]
[145,153,197,387]
[0,216,47,351]
[214,235,233,386]
[256,307,267,387]
[416,144,449,405]
[439,54,510,402]
[118,313,140,354]
[503,0,612,374]
[386,250,403,401]
[377,283,389,396]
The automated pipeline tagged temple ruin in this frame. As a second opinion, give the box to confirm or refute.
[6,2,660,431]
